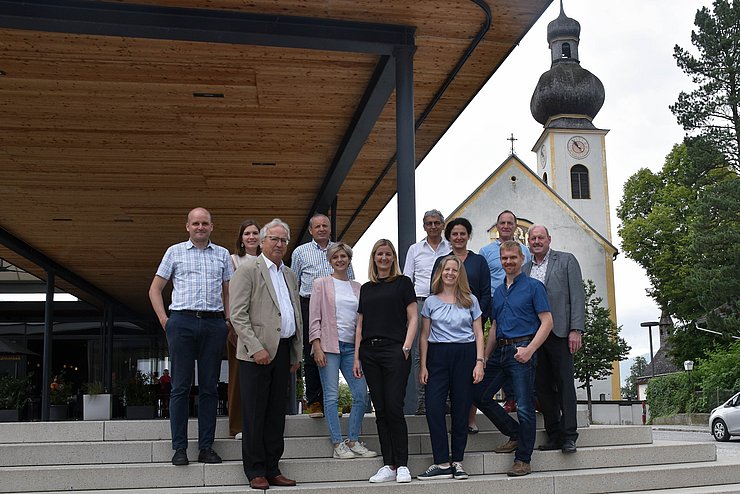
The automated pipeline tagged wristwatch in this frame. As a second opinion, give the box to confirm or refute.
[403,347,411,353]
[476,358,485,363]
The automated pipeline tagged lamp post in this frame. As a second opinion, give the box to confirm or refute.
[684,360,694,390]
[641,321,660,378]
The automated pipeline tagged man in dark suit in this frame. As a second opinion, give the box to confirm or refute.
[524,225,585,454]
[230,218,302,490]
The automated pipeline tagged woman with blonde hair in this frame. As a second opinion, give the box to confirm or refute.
[353,239,417,484]
[309,242,377,460]
[417,255,485,481]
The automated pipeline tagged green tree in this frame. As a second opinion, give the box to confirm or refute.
[574,280,631,422]
[671,0,740,173]
[621,356,648,401]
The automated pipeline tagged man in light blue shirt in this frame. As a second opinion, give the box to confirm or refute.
[478,210,531,412]
[149,207,232,467]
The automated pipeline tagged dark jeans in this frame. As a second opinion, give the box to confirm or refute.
[165,312,228,450]
[425,342,476,464]
[240,339,291,480]
[536,334,579,444]
[473,340,537,463]
[360,339,411,467]
[300,296,322,406]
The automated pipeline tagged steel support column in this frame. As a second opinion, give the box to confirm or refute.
[41,269,54,421]
[103,303,114,391]
[395,45,416,268]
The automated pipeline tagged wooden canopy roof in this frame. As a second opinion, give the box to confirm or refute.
[0,0,550,322]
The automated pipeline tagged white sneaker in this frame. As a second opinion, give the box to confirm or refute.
[369,465,396,483]
[396,466,412,483]
[234,432,242,440]
[346,440,378,458]
[333,441,357,459]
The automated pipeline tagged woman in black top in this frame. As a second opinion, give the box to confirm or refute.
[353,239,417,484]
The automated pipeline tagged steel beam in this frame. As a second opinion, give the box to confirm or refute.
[395,46,416,269]
[41,270,53,421]
[297,55,396,244]
[0,0,414,55]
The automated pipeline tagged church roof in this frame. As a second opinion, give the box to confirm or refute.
[447,153,618,255]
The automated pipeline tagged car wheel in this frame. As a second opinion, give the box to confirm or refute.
[712,419,730,442]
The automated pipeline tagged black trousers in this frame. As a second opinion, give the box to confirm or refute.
[239,339,291,480]
[300,296,323,405]
[535,334,579,444]
[359,339,411,467]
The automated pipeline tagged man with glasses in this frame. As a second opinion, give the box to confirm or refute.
[402,209,450,415]
[291,213,354,418]
[149,207,232,467]
[230,218,302,490]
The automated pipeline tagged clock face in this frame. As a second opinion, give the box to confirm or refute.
[538,145,547,168]
[567,136,590,159]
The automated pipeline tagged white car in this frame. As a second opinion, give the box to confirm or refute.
[709,391,740,442]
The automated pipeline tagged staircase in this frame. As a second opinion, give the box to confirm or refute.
[1,411,739,493]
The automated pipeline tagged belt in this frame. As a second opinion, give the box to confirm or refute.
[496,335,533,346]
[363,337,398,347]
[416,296,427,301]
[172,310,224,319]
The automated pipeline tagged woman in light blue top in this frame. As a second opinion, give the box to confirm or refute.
[417,255,485,481]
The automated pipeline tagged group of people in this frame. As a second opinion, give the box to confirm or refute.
[148,205,585,489]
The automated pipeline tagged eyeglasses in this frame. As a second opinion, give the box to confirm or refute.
[266,235,290,244]
[424,221,442,227]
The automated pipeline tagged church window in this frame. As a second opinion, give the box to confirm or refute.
[562,42,571,58]
[543,172,548,184]
[571,164,590,199]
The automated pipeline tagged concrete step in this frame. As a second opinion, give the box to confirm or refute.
[0,424,651,466]
[7,458,740,494]
[0,441,716,493]
[0,410,591,443]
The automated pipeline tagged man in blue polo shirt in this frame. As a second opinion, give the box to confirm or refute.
[472,240,553,477]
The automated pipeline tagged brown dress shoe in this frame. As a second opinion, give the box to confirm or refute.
[249,476,269,490]
[494,439,518,453]
[503,400,517,413]
[267,474,296,487]
[507,460,531,477]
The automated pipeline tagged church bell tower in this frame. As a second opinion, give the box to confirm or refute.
[530,1,612,241]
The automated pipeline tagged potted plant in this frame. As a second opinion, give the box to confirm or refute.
[0,374,32,422]
[118,371,157,419]
[83,381,112,421]
[49,374,73,421]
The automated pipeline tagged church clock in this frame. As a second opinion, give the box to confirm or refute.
[567,136,590,159]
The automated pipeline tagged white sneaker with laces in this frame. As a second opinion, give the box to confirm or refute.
[396,466,412,483]
[333,441,356,459]
[346,440,378,458]
[369,465,396,483]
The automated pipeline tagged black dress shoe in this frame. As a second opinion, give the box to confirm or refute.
[172,448,189,466]
[538,441,562,451]
[561,439,577,453]
[198,448,223,463]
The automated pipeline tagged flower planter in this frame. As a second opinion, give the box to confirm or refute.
[83,394,112,421]
[0,409,20,422]
[49,404,69,421]
[126,404,156,420]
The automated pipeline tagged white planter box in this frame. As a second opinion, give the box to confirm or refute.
[83,394,112,421]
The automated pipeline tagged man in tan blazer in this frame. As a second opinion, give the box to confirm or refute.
[230,218,302,491]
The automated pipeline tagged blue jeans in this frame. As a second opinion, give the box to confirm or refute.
[318,341,367,444]
[472,340,537,463]
[166,312,228,450]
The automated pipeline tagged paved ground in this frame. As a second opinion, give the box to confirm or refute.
[652,425,740,459]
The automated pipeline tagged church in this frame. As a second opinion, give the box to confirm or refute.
[448,3,620,400]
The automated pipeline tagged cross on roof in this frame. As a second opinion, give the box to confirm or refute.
[507,133,518,155]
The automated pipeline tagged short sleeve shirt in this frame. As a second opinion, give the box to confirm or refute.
[421,294,482,343]
[155,240,232,311]
[492,272,550,340]
[358,275,416,344]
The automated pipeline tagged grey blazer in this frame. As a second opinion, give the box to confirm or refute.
[229,255,302,365]
[523,249,585,338]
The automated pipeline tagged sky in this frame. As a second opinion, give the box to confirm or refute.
[350,0,713,383]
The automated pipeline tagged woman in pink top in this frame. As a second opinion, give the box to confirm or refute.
[309,243,377,460]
